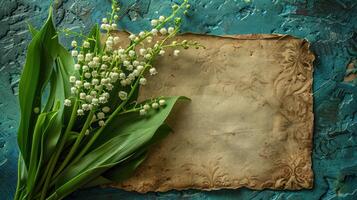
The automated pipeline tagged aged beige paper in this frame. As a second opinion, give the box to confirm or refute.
[111,33,315,192]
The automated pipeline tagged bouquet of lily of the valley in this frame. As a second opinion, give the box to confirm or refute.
[15,1,200,199]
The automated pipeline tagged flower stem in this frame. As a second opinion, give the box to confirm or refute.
[39,100,79,200]
[65,63,150,168]
[34,150,55,194]
[50,110,95,183]
[14,156,23,200]
[125,0,187,53]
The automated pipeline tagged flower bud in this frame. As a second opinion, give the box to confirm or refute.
[159,28,167,35]
[71,87,77,94]
[119,73,126,79]
[33,107,40,113]
[93,57,100,63]
[106,40,113,47]
[139,48,147,55]
[77,54,84,61]
[145,54,152,59]
[139,31,145,38]
[129,50,136,57]
[80,92,86,99]
[172,4,179,10]
[83,41,90,48]
[92,71,98,77]
[152,102,159,109]
[137,65,144,71]
[143,104,150,110]
[74,64,81,70]
[92,98,99,105]
[102,106,110,113]
[82,103,89,111]
[98,120,105,126]
[149,68,158,75]
[174,49,180,56]
[151,19,158,26]
[159,99,166,106]
[71,50,78,57]
[77,109,84,116]
[64,99,72,107]
[118,91,128,100]
[71,40,77,47]
[97,112,105,119]
[129,34,136,41]
[82,65,89,71]
[168,27,175,34]
[151,28,158,36]
[139,78,147,85]
[86,95,93,103]
[111,23,117,30]
[139,109,147,116]
[84,82,91,89]
[69,76,76,83]
[75,80,83,87]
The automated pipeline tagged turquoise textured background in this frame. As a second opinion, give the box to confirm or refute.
[1,0,357,199]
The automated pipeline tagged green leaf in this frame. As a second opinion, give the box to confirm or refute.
[17,7,60,167]
[103,152,147,182]
[65,131,79,148]
[43,47,74,112]
[27,22,38,37]
[42,101,63,162]
[92,96,186,149]
[14,156,28,200]
[27,108,59,195]
[87,24,102,54]
[102,123,172,183]
[49,96,187,200]
[44,44,75,130]
[84,123,172,186]
[80,176,112,189]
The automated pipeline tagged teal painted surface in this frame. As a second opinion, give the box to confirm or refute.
[0,0,357,199]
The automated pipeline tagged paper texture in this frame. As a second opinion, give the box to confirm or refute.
[111,33,315,192]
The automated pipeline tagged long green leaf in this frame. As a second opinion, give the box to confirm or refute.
[43,47,74,113]
[80,176,112,189]
[101,123,172,183]
[88,24,102,54]
[49,96,187,200]
[80,153,148,189]
[14,156,28,200]
[44,45,75,131]
[27,22,38,37]
[92,96,187,149]
[17,7,59,167]
[27,108,59,195]
[82,123,172,188]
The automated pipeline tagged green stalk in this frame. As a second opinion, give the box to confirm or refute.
[34,150,55,195]
[14,156,23,200]
[39,100,79,200]
[67,28,179,164]
[72,10,182,157]
[125,0,188,53]
[50,110,95,182]
[43,1,188,196]
[69,77,142,164]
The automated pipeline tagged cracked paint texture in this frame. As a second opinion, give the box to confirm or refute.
[0,0,357,199]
